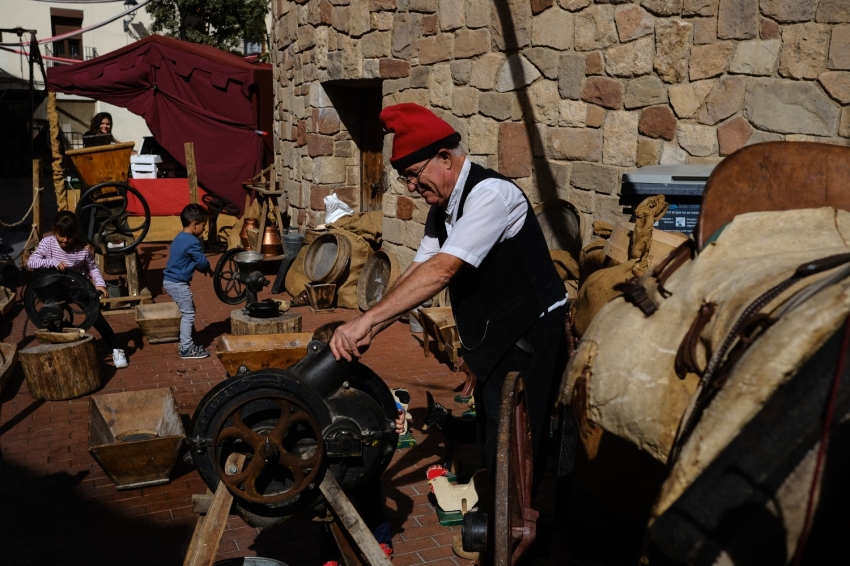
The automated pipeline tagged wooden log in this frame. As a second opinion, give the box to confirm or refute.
[185,142,198,205]
[20,335,102,400]
[230,309,302,336]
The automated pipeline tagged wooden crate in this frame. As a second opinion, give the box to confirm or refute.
[216,332,314,376]
[89,388,185,490]
[136,302,181,344]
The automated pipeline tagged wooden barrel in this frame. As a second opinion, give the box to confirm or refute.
[21,334,102,400]
[357,250,401,311]
[303,233,351,284]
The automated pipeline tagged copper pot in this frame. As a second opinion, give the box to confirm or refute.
[260,225,283,257]
[240,218,259,249]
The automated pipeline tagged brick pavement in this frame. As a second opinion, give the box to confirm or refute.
[0,244,495,566]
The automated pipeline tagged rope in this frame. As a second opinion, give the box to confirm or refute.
[0,186,43,228]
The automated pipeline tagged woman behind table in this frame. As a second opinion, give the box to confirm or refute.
[27,210,129,369]
[85,112,113,138]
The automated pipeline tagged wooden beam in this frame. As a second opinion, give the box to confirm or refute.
[185,142,199,205]
[319,473,393,566]
[32,159,42,239]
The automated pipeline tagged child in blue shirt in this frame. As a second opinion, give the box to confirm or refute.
[163,204,211,359]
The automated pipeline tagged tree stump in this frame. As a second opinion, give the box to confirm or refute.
[230,309,302,336]
[20,334,102,400]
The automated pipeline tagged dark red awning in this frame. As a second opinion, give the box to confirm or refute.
[47,35,272,214]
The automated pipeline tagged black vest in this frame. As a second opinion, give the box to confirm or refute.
[434,163,565,380]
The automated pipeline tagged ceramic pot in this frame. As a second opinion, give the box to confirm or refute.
[239,218,259,250]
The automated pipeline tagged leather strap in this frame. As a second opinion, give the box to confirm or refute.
[674,302,716,379]
[653,240,696,298]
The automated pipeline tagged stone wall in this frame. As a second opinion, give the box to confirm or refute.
[273,0,850,269]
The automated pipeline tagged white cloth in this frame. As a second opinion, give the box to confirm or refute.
[324,193,353,224]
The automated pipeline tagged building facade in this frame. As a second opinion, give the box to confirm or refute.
[274,0,850,269]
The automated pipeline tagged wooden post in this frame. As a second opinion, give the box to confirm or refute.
[185,142,199,205]
[47,92,67,211]
[32,159,42,238]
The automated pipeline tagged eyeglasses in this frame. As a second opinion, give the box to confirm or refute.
[396,155,435,189]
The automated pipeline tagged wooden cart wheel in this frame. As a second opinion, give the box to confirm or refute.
[495,371,538,566]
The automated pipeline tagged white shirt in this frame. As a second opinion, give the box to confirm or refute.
[413,158,568,312]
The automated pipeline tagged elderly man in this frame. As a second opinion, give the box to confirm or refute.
[330,103,567,475]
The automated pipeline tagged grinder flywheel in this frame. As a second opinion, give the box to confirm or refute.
[189,342,399,528]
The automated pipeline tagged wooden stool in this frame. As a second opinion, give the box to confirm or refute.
[20,334,102,400]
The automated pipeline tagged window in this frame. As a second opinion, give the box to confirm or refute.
[50,8,83,61]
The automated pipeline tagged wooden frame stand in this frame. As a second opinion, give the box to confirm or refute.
[98,252,153,316]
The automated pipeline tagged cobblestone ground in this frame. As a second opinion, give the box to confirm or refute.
[0,243,640,566]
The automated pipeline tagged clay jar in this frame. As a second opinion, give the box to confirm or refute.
[240,218,259,250]
[261,225,283,258]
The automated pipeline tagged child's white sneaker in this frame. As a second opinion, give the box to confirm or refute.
[112,348,128,368]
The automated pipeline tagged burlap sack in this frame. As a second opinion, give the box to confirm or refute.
[331,210,384,248]
[551,249,579,301]
[329,227,373,310]
[284,244,310,298]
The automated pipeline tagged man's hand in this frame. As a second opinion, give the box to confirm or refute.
[329,316,374,361]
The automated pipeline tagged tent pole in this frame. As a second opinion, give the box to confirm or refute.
[185,142,199,205]
[47,92,67,211]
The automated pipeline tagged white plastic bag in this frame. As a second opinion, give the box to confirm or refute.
[324,193,354,224]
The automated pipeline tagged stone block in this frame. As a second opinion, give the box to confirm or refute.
[559,53,586,100]
[660,142,689,164]
[439,0,465,30]
[310,185,332,210]
[383,217,407,246]
[690,41,735,80]
[491,0,532,50]
[603,111,639,166]
[525,47,561,79]
[716,116,753,155]
[761,0,815,23]
[309,82,333,108]
[455,28,490,59]
[761,18,781,39]
[465,0,491,28]
[418,33,454,64]
[636,137,662,166]
[558,0,591,11]
[532,6,574,50]
[575,5,618,51]
[693,17,717,44]
[452,86,480,116]
[532,160,571,202]
[350,0,371,36]
[587,105,606,127]
[605,36,655,77]
[532,0,554,13]
[548,128,603,161]
[373,11,395,31]
[624,76,668,109]
[421,14,439,35]
[429,63,454,109]
[585,51,605,75]
[729,39,781,75]
[559,100,588,127]
[313,157,347,184]
[641,0,683,17]
[717,0,758,39]
[817,0,850,23]
[819,71,850,104]
[698,75,746,125]
[410,65,430,87]
[468,114,500,154]
[314,107,341,134]
[379,58,411,78]
[296,120,308,146]
[334,140,354,157]
[529,80,561,126]
[450,60,472,84]
[615,5,655,42]
[409,0,437,11]
[496,54,542,92]
[743,78,841,135]
[306,134,334,156]
[841,108,850,137]
[779,23,830,79]
[478,92,519,121]
[581,76,625,109]
[683,0,717,17]
[396,196,415,220]
[471,52,507,90]
[669,79,715,118]
[829,25,850,70]
[746,129,784,145]
[677,124,717,156]
[639,105,677,140]
[382,78,410,96]
[498,122,534,178]
[655,18,692,83]
[571,162,621,195]
[370,0,396,9]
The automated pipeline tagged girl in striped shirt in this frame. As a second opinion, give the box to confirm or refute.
[27,211,128,368]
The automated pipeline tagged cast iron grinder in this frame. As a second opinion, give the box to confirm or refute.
[23,270,101,332]
[213,249,280,318]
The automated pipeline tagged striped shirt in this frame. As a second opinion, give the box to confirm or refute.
[27,236,106,288]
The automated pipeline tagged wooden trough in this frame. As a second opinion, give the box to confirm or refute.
[88,388,185,490]
[215,332,314,376]
[0,342,19,394]
[136,302,181,344]
[0,286,16,320]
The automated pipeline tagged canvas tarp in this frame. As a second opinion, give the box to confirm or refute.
[46,34,273,214]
